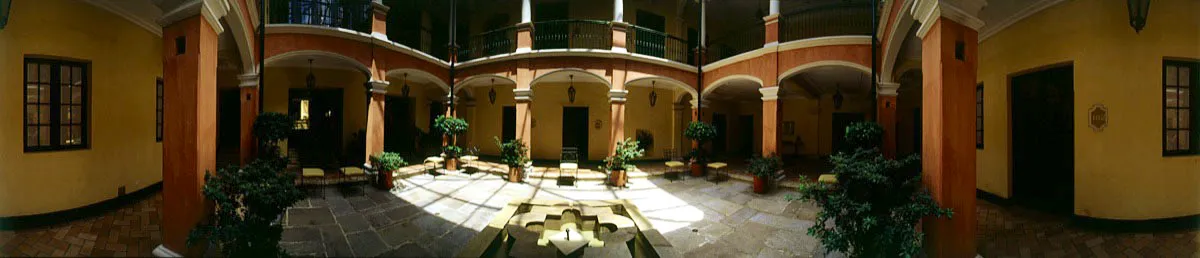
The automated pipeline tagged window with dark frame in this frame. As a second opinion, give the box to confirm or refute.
[976,83,984,149]
[156,77,163,142]
[24,58,89,152]
[1164,60,1198,156]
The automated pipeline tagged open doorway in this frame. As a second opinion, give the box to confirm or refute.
[289,89,344,167]
[712,113,727,155]
[384,96,416,156]
[502,106,516,143]
[216,89,241,167]
[1011,64,1074,214]
[562,107,589,162]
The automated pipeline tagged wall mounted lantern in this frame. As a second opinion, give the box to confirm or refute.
[1127,0,1150,33]
[649,80,658,107]
[488,78,497,104]
[401,73,411,97]
[832,85,844,110]
[567,75,577,103]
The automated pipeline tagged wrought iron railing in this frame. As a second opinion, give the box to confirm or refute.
[269,0,372,33]
[627,25,690,64]
[458,26,518,62]
[392,26,449,61]
[707,21,765,63]
[532,20,612,50]
[780,3,873,42]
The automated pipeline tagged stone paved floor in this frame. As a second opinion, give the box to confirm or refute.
[0,193,162,257]
[976,200,1200,258]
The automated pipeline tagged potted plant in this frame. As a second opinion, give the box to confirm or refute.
[433,115,469,170]
[600,138,645,187]
[495,137,529,183]
[370,152,407,189]
[791,122,952,257]
[747,154,782,194]
[683,121,717,176]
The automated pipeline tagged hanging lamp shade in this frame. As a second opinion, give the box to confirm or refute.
[567,75,577,103]
[488,78,497,104]
[1127,0,1150,33]
[649,80,658,107]
[402,73,411,97]
[833,85,844,110]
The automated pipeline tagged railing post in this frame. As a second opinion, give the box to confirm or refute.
[612,22,629,53]
[764,0,780,46]
[516,22,532,53]
[370,0,388,38]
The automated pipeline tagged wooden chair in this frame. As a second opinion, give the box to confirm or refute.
[340,166,369,194]
[300,167,326,198]
[663,149,686,180]
[460,147,480,173]
[559,147,579,186]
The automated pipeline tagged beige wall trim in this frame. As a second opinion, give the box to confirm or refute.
[224,0,257,74]
[778,35,872,52]
[456,48,697,72]
[264,49,373,76]
[701,47,771,72]
[368,80,390,93]
[384,68,451,93]
[979,0,1068,43]
[82,0,162,37]
[238,73,259,88]
[158,0,230,35]
[702,74,765,96]
[881,0,915,82]
[266,24,452,68]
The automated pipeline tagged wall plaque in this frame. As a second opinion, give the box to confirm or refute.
[1089,104,1108,132]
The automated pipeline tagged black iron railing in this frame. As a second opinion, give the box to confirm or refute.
[627,25,690,64]
[269,0,372,33]
[532,20,612,50]
[392,26,449,61]
[780,3,873,42]
[707,21,765,63]
[458,26,518,62]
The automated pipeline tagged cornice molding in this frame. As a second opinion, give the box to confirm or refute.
[978,0,1067,43]
[878,81,900,96]
[456,48,697,72]
[704,36,872,72]
[265,24,451,68]
[912,0,986,39]
[83,0,162,37]
[158,0,230,35]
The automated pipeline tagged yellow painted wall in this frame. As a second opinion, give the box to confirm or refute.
[780,98,821,156]
[530,82,611,161]
[623,86,678,159]
[465,84,517,156]
[0,0,162,216]
[977,0,1200,219]
[263,67,368,154]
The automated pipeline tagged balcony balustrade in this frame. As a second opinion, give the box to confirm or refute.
[532,20,612,51]
[627,25,692,64]
[458,26,518,62]
[707,21,765,63]
[269,0,372,33]
[393,26,449,61]
[779,3,873,42]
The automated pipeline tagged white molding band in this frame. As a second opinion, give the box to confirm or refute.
[266,24,451,68]
[704,35,871,72]
[369,80,390,93]
[878,81,900,96]
[978,0,1067,42]
[911,0,986,39]
[513,88,534,101]
[158,0,230,35]
[371,0,390,14]
[456,48,696,72]
[82,0,163,37]
[238,73,258,88]
[759,87,780,101]
[608,90,630,103]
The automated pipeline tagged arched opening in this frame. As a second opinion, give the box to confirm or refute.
[896,69,923,157]
[263,51,373,168]
[702,76,764,160]
[777,64,874,177]
[529,70,611,161]
[382,69,452,160]
[624,78,694,160]
[454,75,518,157]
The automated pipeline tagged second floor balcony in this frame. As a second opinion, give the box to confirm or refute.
[269,0,372,33]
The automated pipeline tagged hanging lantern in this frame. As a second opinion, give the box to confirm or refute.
[832,85,844,110]
[567,74,577,103]
[401,73,411,97]
[649,80,658,107]
[1127,0,1150,33]
[488,78,497,104]
[305,59,316,90]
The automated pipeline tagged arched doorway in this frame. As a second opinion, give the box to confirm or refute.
[529,70,611,161]
[384,69,451,159]
[264,51,372,167]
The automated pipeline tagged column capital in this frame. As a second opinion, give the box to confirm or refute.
[371,0,390,15]
[513,88,534,102]
[238,73,258,88]
[759,86,781,101]
[608,90,629,103]
[689,99,709,108]
[911,0,986,38]
[157,0,229,34]
[368,80,389,93]
[878,81,901,96]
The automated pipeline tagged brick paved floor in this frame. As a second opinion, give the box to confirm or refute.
[0,193,162,257]
[977,200,1200,258]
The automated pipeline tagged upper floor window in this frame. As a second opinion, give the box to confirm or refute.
[156,77,164,142]
[976,83,984,149]
[24,58,89,152]
[1164,60,1198,156]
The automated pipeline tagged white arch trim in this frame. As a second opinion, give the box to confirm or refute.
[264,50,372,76]
[626,76,698,104]
[530,68,612,88]
[385,68,451,93]
[454,74,517,93]
[777,60,872,84]
[881,0,916,83]
[224,0,256,75]
[702,75,765,97]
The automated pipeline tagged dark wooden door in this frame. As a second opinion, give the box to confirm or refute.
[289,89,343,167]
[502,106,516,143]
[562,107,589,161]
[385,96,416,155]
[713,114,727,154]
[738,115,754,156]
[1012,65,1074,214]
[832,112,865,153]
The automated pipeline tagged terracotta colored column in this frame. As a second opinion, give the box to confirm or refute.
[609,91,628,155]
[760,86,780,155]
[912,0,985,257]
[370,0,389,38]
[238,73,259,165]
[515,59,534,157]
[366,80,388,162]
[878,82,900,159]
[156,5,225,256]
[763,0,780,46]
[516,24,532,53]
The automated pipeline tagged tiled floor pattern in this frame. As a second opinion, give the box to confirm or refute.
[976,201,1200,258]
[0,194,162,257]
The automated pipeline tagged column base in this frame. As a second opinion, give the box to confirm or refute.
[152,245,182,257]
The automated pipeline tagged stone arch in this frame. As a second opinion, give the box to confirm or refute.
[702,74,765,97]
[454,74,517,93]
[626,76,698,104]
[530,68,612,88]
[385,68,451,93]
[777,60,872,84]
[264,50,372,77]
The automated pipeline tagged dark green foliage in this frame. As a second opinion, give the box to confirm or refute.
[443,145,464,158]
[494,137,529,168]
[371,152,408,171]
[792,122,952,257]
[433,115,469,137]
[684,122,717,162]
[188,159,306,257]
[635,130,654,152]
[253,112,292,144]
[747,154,782,179]
[601,138,645,171]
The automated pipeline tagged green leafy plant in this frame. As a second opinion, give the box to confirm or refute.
[188,159,306,257]
[791,122,952,257]
[494,137,529,168]
[371,152,408,171]
[442,145,464,158]
[683,121,717,162]
[433,115,469,137]
[253,112,292,160]
[600,138,645,171]
[635,130,654,153]
[747,154,782,179]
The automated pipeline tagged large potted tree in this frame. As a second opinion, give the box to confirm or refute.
[683,121,717,177]
[433,115,469,170]
[369,152,407,189]
[747,154,782,194]
[792,122,952,257]
[601,138,645,187]
[495,137,529,183]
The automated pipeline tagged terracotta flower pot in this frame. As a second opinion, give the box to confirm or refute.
[610,169,628,187]
[378,170,395,190]
[445,158,458,171]
[753,175,768,194]
[508,167,523,183]
[690,162,706,177]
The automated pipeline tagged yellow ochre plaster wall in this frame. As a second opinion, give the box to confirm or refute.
[977,0,1200,220]
[0,0,163,216]
[530,82,611,161]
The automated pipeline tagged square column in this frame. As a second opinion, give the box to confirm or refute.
[760,87,780,155]
[370,0,389,39]
[516,23,533,53]
[609,90,629,155]
[366,80,388,162]
[238,73,259,165]
[878,82,900,159]
[912,0,986,257]
[158,13,222,257]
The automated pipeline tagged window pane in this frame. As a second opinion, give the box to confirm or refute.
[60,65,71,85]
[72,66,82,86]
[39,105,50,124]
[39,85,50,103]
[1183,89,1192,108]
[1166,131,1178,150]
[26,63,36,82]
[26,85,39,103]
[61,106,72,124]
[39,64,51,82]
[1166,88,1180,107]
[60,126,71,145]
[1166,109,1178,128]
[1182,131,1191,150]
[26,126,37,147]
[38,126,51,146]
[72,86,83,104]
[61,85,72,103]
[25,105,38,124]
[1182,110,1191,129]
[1181,67,1191,87]
[72,126,82,145]
[1167,66,1178,86]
